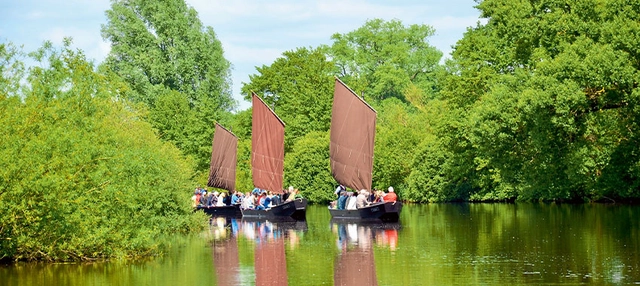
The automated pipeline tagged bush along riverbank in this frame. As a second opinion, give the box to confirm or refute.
[0,42,207,262]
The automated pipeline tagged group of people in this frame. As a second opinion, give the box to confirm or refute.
[192,186,302,210]
[240,186,302,210]
[330,185,397,210]
[192,187,244,208]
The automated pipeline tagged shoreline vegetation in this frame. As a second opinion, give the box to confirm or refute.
[3,0,640,262]
[0,42,209,262]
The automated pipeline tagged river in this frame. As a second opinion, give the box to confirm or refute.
[2,203,639,285]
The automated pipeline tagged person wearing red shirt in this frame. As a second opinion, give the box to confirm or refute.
[384,186,397,202]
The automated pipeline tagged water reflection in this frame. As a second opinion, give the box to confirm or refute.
[2,204,640,286]
[331,221,400,286]
[209,217,307,286]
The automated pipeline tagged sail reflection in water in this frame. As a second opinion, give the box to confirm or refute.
[210,217,307,286]
[332,222,400,286]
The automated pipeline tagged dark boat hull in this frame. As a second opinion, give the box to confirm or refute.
[197,204,242,217]
[241,198,308,220]
[329,201,402,222]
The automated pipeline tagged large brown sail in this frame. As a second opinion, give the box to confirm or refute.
[330,78,377,191]
[252,93,285,194]
[207,123,238,191]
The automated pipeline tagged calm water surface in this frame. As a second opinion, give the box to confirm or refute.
[2,203,639,285]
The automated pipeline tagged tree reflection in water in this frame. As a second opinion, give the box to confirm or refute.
[332,221,400,286]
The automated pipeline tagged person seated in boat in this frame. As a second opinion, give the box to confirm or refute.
[337,191,348,209]
[345,192,357,210]
[262,191,273,209]
[194,189,204,207]
[384,186,398,202]
[285,188,300,202]
[241,191,255,210]
[203,191,213,207]
[209,191,219,206]
[255,191,268,210]
[216,192,227,206]
[356,189,371,208]
[191,189,200,208]
[222,191,232,205]
[271,191,282,205]
[283,186,293,202]
[370,189,380,203]
[199,190,209,206]
[231,190,242,205]
[372,189,385,203]
[238,192,245,204]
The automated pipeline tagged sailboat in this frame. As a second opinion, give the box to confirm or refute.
[240,93,308,220]
[328,78,402,222]
[198,123,242,217]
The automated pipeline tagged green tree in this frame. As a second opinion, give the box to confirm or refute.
[0,43,25,98]
[372,98,424,197]
[439,0,640,201]
[0,41,202,261]
[328,19,442,102]
[101,0,235,170]
[284,131,335,203]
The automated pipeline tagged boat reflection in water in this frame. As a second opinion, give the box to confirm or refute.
[209,217,307,286]
[331,221,400,286]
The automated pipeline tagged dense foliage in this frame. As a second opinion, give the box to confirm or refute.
[284,131,335,203]
[329,19,443,102]
[101,0,235,171]
[423,0,640,202]
[0,41,202,261]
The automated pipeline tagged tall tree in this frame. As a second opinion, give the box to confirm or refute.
[372,98,425,196]
[437,0,640,201]
[328,19,442,102]
[101,0,235,170]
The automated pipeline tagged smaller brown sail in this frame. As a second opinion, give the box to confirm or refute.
[207,123,238,191]
[329,78,377,191]
[252,93,285,194]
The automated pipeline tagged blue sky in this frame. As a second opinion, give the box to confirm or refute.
[1,0,483,111]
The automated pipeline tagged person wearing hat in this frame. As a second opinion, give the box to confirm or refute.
[384,186,397,202]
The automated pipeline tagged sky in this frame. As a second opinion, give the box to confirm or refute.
[1,0,484,111]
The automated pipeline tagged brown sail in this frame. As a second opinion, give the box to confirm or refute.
[330,78,377,191]
[207,123,238,191]
[252,93,285,194]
